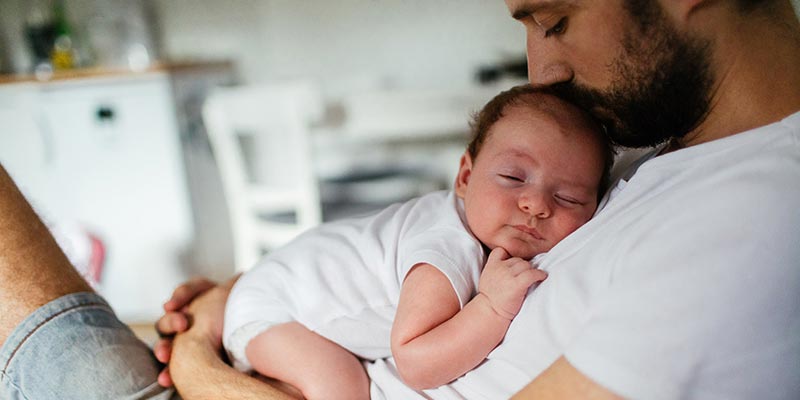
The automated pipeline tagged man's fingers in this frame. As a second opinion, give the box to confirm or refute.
[155,312,188,337]
[157,367,174,388]
[163,279,213,311]
[153,338,173,363]
[163,278,216,311]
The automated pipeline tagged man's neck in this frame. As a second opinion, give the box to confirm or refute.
[680,5,800,148]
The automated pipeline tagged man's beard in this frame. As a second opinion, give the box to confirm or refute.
[551,5,714,148]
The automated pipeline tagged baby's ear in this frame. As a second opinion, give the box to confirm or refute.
[454,152,473,198]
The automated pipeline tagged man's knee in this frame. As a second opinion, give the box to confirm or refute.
[0,292,172,400]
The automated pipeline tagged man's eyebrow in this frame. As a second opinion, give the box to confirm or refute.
[512,9,531,20]
[511,5,539,21]
[510,1,572,21]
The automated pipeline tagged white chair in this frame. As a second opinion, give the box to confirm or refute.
[203,81,324,272]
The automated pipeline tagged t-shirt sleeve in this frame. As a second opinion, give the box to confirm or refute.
[564,183,800,400]
[397,228,485,308]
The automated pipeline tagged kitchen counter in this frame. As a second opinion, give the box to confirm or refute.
[0,60,234,85]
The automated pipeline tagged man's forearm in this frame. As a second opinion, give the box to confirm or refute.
[512,357,622,399]
[170,331,299,400]
[0,164,92,346]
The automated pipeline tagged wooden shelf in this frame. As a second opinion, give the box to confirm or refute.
[0,60,234,85]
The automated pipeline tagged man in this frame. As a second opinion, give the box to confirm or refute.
[2,0,798,398]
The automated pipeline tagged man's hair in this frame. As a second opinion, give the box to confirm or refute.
[466,84,616,202]
[735,0,771,8]
[624,0,779,20]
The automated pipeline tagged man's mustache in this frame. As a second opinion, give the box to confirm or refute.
[549,81,619,137]
[549,81,607,114]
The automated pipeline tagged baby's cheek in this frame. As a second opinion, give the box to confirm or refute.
[554,216,590,242]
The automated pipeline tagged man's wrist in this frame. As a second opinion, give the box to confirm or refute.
[178,324,225,361]
[171,331,228,394]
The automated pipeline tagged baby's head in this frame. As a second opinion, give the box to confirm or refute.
[455,85,614,259]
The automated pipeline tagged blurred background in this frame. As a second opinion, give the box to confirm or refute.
[0,0,530,324]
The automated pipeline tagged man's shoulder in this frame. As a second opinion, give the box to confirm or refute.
[596,127,800,259]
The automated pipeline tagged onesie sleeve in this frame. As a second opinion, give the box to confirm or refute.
[397,228,485,308]
[563,181,800,400]
[222,262,294,372]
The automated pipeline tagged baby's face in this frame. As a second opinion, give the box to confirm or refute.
[455,106,605,259]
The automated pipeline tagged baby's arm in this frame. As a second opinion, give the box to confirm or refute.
[390,247,546,390]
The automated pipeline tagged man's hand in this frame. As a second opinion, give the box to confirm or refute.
[153,277,218,387]
[180,278,238,345]
[168,277,240,392]
[478,247,547,320]
[154,275,301,399]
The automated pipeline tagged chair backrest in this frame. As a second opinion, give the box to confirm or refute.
[203,81,324,272]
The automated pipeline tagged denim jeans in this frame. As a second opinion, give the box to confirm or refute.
[0,292,177,399]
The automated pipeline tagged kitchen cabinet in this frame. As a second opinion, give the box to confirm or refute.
[0,73,194,323]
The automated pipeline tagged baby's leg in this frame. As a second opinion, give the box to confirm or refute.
[246,321,370,400]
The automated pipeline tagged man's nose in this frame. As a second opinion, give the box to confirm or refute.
[526,33,573,86]
[519,191,552,219]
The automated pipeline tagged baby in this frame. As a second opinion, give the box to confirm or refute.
[222,84,613,399]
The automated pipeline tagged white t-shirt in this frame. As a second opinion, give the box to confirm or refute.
[224,190,486,370]
[368,112,800,399]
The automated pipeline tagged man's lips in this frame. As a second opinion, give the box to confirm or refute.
[514,225,544,240]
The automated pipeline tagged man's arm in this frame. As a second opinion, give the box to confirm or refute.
[0,164,92,346]
[512,357,622,399]
[170,329,301,400]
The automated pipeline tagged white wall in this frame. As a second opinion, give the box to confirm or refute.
[153,0,524,94]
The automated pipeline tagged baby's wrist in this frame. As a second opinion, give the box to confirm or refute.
[477,292,516,321]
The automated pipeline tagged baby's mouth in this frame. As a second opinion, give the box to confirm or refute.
[513,225,544,241]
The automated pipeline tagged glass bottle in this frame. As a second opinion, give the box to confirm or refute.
[50,0,75,70]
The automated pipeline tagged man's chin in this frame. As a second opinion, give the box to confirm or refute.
[598,115,671,148]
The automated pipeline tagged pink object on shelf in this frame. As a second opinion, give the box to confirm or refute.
[85,232,105,285]
[49,222,106,289]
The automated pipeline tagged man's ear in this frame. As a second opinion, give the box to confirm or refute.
[454,152,473,199]
[664,0,708,22]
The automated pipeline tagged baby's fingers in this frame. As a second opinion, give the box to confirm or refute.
[506,258,534,275]
[487,247,510,264]
[518,268,548,288]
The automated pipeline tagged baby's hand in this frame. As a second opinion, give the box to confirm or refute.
[478,247,548,320]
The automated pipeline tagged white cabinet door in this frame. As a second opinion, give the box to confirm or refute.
[9,75,194,322]
[0,83,56,206]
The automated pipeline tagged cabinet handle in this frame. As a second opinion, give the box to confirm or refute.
[96,106,115,122]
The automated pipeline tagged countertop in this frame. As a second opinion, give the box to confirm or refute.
[0,60,234,85]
